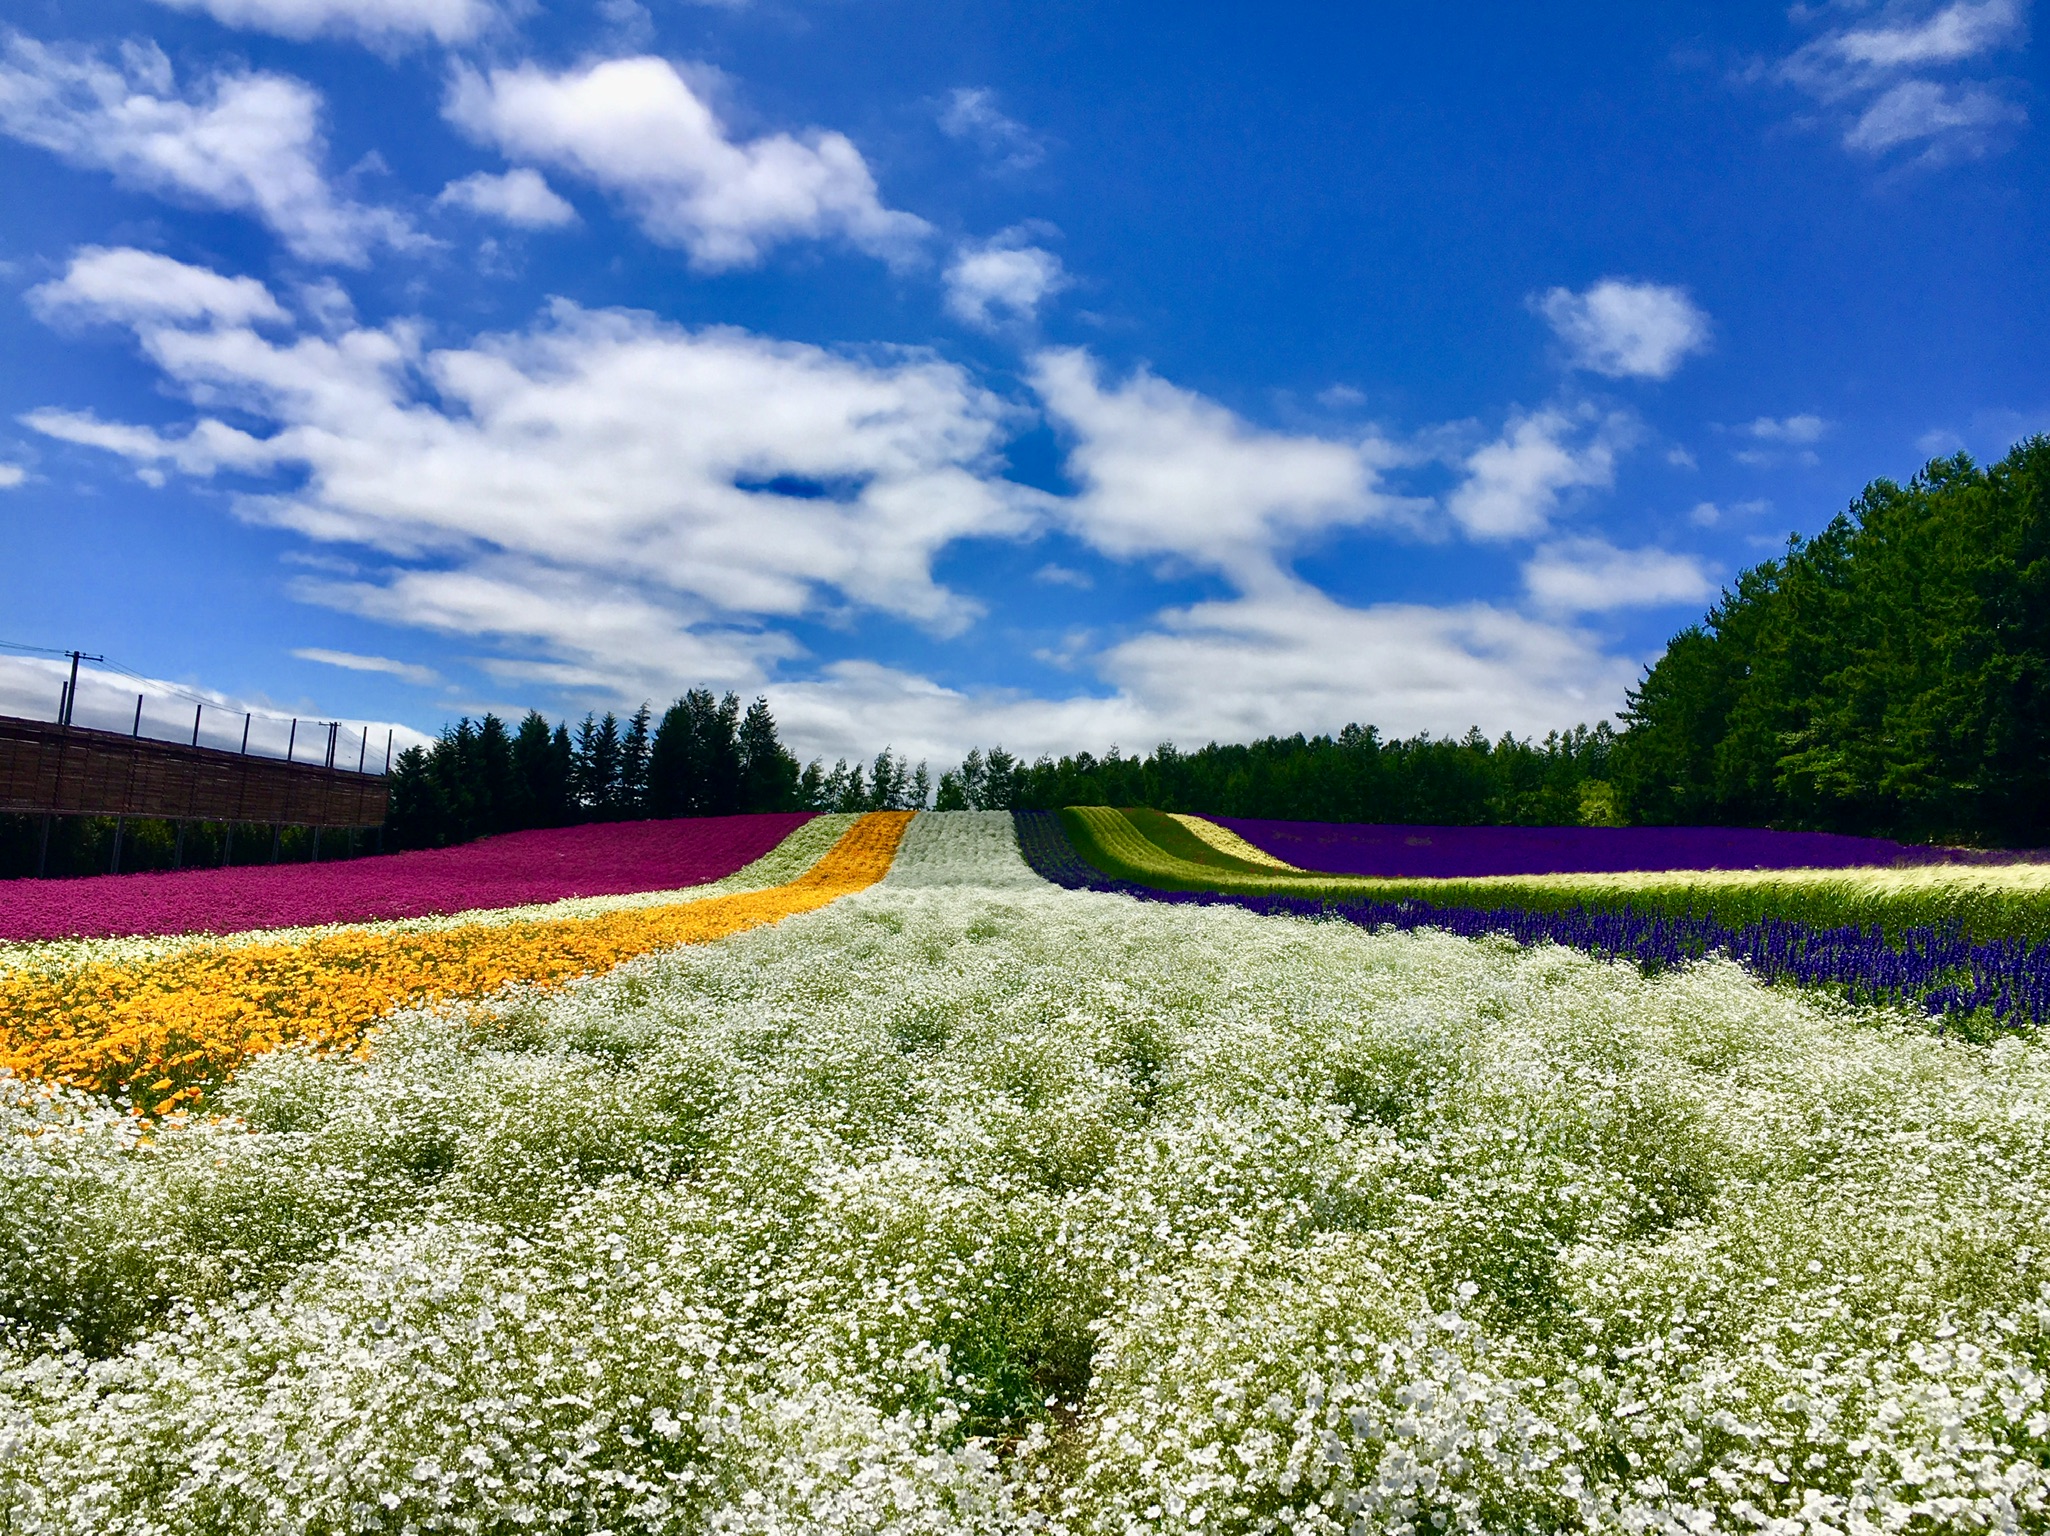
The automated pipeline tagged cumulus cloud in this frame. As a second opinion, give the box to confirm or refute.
[1030,347,1413,580]
[0,36,413,266]
[24,253,1662,754]
[27,250,1035,646]
[30,245,290,328]
[0,464,24,489]
[444,57,929,269]
[937,87,1045,172]
[147,0,496,46]
[1522,538,1715,614]
[292,647,441,686]
[437,167,579,229]
[1446,407,1626,540]
[1096,583,1639,746]
[1779,0,2029,161]
[944,234,1066,329]
[1535,278,1711,380]
[293,560,806,707]
[751,581,1639,764]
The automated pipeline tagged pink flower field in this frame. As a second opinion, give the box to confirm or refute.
[0,813,815,942]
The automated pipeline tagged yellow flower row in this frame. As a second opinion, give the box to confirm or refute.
[1166,813,1304,870]
[0,812,914,1113]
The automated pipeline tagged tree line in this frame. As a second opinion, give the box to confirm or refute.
[354,437,2050,854]
[1608,438,2046,847]
[5,438,2041,875]
[384,690,930,850]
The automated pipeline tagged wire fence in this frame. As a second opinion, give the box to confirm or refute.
[0,642,395,777]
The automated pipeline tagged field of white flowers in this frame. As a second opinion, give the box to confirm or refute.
[3,812,2047,1533]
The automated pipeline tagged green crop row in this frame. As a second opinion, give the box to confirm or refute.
[1059,806,2050,943]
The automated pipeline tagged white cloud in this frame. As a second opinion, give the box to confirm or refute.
[1779,1,2029,161]
[1446,406,1625,540]
[147,0,496,46]
[1731,412,1828,466]
[1096,584,1639,745]
[30,245,289,328]
[1030,347,1412,579]
[0,36,412,266]
[27,254,1036,644]
[0,464,23,488]
[437,167,578,229]
[292,646,440,685]
[1844,78,2025,150]
[1740,413,1828,443]
[1522,538,1715,614]
[937,87,1045,172]
[1534,278,1711,380]
[444,57,930,270]
[944,234,1066,329]
[1034,563,1092,589]
[24,254,1664,756]
[756,582,1638,764]
[1687,498,1771,528]
[1828,0,2026,70]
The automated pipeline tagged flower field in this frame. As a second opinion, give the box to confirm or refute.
[2,810,2048,1532]
[3,809,2050,1531]
[0,813,817,942]
[0,813,905,1111]
[1029,808,2050,1032]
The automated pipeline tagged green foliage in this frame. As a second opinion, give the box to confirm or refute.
[1614,437,2050,845]
[381,693,824,851]
[940,725,1620,825]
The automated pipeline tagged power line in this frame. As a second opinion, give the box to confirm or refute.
[3,639,372,730]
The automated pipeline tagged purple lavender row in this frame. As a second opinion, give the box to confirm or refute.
[1213,816,2032,879]
[1012,812,2050,1033]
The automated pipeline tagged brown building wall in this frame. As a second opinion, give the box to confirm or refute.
[0,715,388,828]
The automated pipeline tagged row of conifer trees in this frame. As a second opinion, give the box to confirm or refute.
[384,690,932,850]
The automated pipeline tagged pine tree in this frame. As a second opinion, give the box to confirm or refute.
[737,696,801,811]
[619,704,652,816]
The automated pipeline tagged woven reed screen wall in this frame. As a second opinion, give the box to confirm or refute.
[0,715,388,827]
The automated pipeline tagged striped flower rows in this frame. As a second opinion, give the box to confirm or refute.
[0,812,912,1111]
[1017,809,2050,1033]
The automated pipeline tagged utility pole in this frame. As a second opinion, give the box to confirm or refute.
[45,649,102,878]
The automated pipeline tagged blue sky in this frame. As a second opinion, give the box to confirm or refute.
[0,0,2041,765]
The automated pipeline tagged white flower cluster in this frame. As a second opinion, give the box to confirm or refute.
[884,811,1045,890]
[1,822,2046,1532]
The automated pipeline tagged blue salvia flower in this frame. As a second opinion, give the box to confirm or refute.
[1011,812,2050,1033]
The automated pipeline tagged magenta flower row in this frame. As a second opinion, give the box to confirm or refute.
[0,814,816,942]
